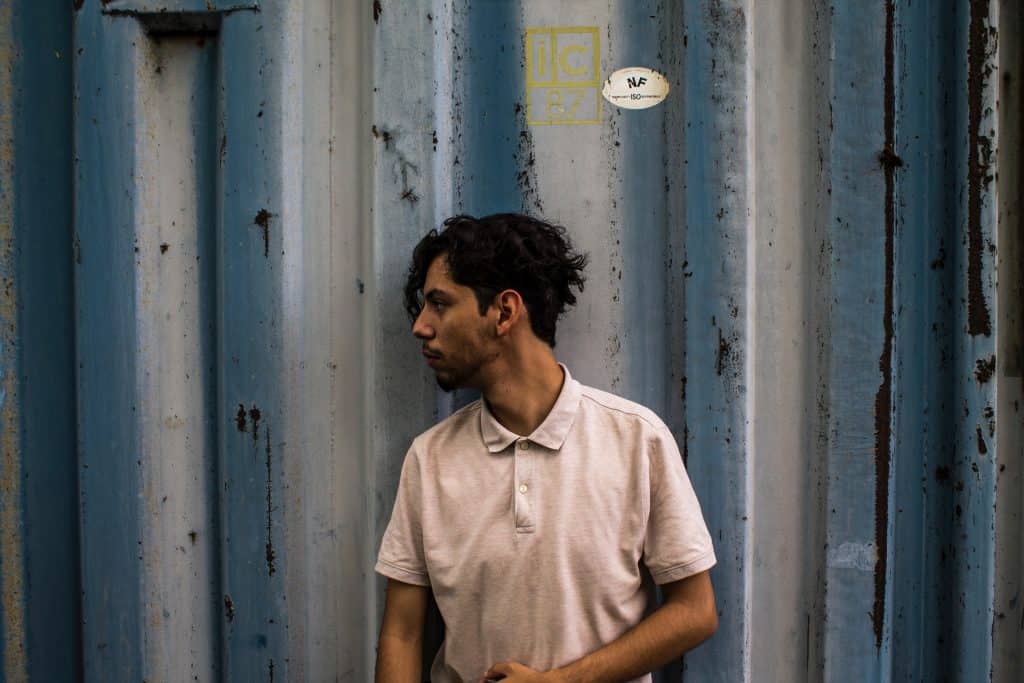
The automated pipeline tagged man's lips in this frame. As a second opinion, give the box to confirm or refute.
[422,349,442,365]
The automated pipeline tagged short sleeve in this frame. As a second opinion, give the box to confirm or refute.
[642,427,717,584]
[375,446,431,586]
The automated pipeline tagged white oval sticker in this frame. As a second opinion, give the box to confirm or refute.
[601,67,670,110]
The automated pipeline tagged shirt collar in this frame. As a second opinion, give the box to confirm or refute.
[480,364,582,453]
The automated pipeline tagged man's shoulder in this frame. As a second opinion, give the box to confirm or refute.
[576,382,671,436]
[410,399,482,452]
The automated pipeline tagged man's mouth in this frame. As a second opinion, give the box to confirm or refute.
[422,349,442,364]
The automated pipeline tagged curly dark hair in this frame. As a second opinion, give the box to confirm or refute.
[404,213,588,347]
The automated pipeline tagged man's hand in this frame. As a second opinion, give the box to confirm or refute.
[479,661,565,683]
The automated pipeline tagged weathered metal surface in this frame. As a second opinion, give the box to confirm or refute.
[1,1,80,681]
[101,0,259,14]
[1,0,1021,681]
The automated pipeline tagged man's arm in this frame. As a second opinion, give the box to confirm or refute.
[376,578,430,683]
[484,570,717,683]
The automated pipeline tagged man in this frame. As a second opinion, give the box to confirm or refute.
[375,214,717,682]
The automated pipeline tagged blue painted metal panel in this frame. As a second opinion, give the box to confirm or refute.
[0,0,1017,680]
[218,8,288,681]
[9,1,81,680]
[822,2,890,680]
[73,7,146,680]
[890,1,962,680]
[680,2,750,680]
[1,1,80,680]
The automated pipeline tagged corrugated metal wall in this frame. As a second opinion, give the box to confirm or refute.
[0,0,1020,681]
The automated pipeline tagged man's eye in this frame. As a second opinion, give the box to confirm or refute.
[431,300,446,311]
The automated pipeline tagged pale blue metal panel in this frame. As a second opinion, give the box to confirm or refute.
[218,8,289,681]
[680,1,750,680]
[822,1,890,679]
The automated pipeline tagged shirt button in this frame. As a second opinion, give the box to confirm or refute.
[519,441,530,450]
[519,484,529,494]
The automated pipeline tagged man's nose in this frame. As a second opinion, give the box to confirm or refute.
[412,310,433,339]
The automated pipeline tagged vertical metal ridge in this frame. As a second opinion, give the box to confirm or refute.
[74,9,147,680]
[679,1,752,680]
[0,0,27,677]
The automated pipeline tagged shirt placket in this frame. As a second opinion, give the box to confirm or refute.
[514,438,534,533]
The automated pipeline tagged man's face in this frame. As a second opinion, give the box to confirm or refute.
[412,255,497,392]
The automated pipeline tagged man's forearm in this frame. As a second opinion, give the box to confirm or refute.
[552,599,716,683]
[375,633,422,683]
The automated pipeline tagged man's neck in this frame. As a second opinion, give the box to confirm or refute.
[481,350,564,437]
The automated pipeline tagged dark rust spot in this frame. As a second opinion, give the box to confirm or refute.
[716,328,730,376]
[265,425,276,576]
[235,404,247,432]
[935,466,950,481]
[371,124,392,148]
[873,0,896,651]
[373,0,382,23]
[249,405,261,443]
[974,355,996,383]
[877,146,903,170]
[253,209,272,258]
[966,0,993,337]
[159,243,169,254]
[976,426,988,455]
[188,530,197,545]
[223,595,235,622]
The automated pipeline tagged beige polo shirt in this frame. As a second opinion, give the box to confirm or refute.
[376,366,716,682]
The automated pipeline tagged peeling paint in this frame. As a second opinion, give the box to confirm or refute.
[872,0,896,651]
[974,355,996,383]
[966,0,993,337]
[265,424,275,576]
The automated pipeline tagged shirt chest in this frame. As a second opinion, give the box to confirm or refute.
[419,437,649,598]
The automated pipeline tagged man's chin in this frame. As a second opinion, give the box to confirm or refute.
[435,376,457,393]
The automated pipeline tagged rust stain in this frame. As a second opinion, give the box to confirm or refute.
[974,355,996,383]
[265,425,276,576]
[0,2,27,674]
[966,0,993,336]
[716,328,730,376]
[372,0,382,24]
[73,0,84,9]
[249,405,261,443]
[872,0,896,651]
[223,595,235,622]
[159,242,169,254]
[976,426,988,455]
[235,404,247,432]
[253,209,271,258]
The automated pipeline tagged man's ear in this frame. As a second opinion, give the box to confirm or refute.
[494,289,525,337]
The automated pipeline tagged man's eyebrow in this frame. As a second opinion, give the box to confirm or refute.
[423,288,450,301]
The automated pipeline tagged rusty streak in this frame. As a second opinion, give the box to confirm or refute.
[235,404,247,432]
[265,425,276,576]
[872,0,897,651]
[249,405,261,443]
[253,209,271,259]
[966,0,993,336]
[223,595,235,622]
